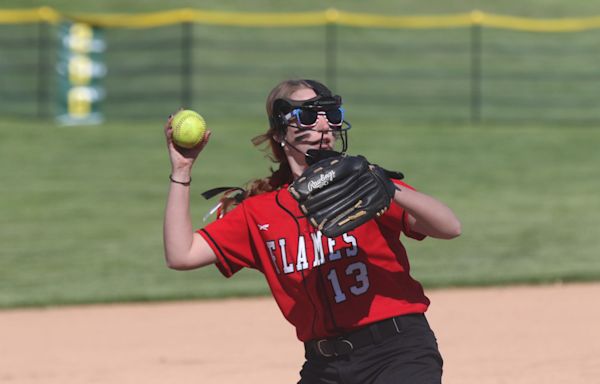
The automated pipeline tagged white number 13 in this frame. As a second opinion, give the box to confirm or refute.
[326,262,370,303]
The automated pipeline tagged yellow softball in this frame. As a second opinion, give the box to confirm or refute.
[171,110,206,149]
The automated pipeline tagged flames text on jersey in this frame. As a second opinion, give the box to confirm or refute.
[265,231,357,274]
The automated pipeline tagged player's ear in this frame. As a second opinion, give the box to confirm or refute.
[273,134,287,148]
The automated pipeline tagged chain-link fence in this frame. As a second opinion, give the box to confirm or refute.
[2,8,600,124]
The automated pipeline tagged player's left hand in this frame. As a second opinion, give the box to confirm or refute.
[288,154,399,237]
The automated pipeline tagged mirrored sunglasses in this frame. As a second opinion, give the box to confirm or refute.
[291,107,345,128]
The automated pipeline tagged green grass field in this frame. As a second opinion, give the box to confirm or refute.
[1,1,600,308]
[1,117,599,308]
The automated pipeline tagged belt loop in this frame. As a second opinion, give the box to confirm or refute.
[392,316,401,334]
[316,340,336,357]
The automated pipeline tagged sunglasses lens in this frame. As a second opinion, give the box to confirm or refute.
[325,108,343,125]
[298,110,318,126]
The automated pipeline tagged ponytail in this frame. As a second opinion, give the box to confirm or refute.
[217,131,293,216]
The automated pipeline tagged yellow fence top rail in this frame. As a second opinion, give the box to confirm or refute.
[3,7,600,32]
[0,7,61,24]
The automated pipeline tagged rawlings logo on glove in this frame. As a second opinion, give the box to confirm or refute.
[289,153,402,238]
[307,170,336,192]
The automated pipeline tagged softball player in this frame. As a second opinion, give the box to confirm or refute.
[163,79,461,384]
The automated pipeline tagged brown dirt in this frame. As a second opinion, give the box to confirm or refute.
[1,283,599,384]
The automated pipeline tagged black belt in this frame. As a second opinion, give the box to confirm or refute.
[304,313,424,358]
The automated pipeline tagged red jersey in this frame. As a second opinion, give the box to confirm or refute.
[198,180,429,342]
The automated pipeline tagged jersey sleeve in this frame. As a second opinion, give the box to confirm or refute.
[197,202,258,277]
[391,180,427,241]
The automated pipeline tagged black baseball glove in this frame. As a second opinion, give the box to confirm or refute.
[288,153,402,238]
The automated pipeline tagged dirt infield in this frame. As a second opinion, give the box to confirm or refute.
[1,283,599,384]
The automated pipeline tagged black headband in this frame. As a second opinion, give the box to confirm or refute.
[273,94,342,115]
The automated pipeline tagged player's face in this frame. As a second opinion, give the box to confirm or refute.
[284,88,336,155]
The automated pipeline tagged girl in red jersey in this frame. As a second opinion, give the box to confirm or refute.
[163,79,461,384]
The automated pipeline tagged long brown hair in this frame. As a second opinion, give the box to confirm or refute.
[217,79,317,215]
